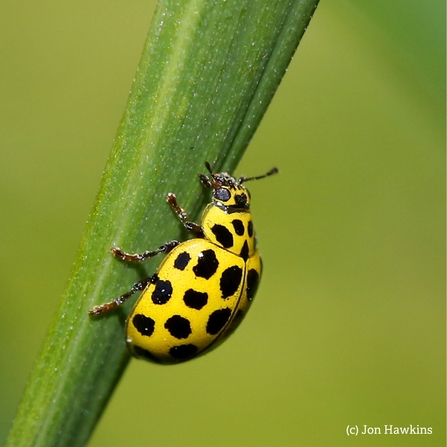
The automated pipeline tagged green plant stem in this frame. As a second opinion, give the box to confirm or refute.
[6,0,319,446]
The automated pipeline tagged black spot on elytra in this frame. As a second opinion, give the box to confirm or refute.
[151,279,173,304]
[174,251,191,270]
[211,224,234,248]
[132,314,155,337]
[231,219,244,236]
[164,315,192,339]
[239,241,249,261]
[169,344,198,360]
[247,269,260,300]
[183,289,208,310]
[193,249,219,279]
[220,265,243,298]
[247,220,254,237]
[206,308,232,335]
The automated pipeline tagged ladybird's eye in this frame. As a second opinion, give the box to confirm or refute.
[215,188,231,202]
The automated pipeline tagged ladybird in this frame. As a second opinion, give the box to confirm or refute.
[89,162,278,364]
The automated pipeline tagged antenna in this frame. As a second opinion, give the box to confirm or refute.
[239,167,279,183]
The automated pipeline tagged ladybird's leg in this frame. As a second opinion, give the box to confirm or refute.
[111,240,180,262]
[166,192,204,238]
[88,274,154,316]
[89,241,179,315]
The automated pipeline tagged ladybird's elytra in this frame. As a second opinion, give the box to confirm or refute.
[89,162,278,364]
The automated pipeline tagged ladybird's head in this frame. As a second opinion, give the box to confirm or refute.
[199,162,278,211]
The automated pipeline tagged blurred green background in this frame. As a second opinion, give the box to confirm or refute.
[1,1,444,446]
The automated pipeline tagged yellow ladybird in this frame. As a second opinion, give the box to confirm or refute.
[89,162,278,364]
